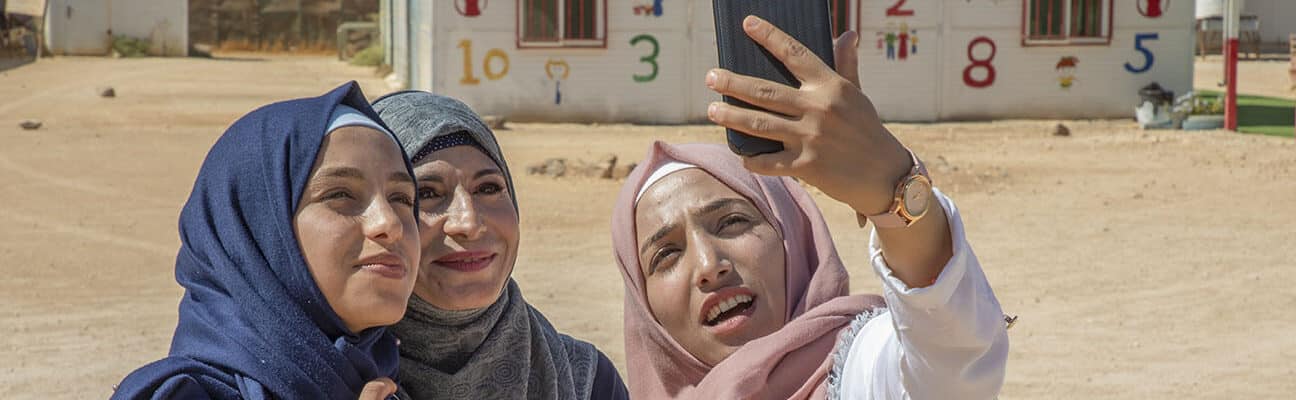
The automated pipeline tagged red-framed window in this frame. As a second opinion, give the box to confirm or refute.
[829,0,858,39]
[518,0,606,48]
[1022,0,1111,46]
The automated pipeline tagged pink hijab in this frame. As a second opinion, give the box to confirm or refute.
[611,142,886,399]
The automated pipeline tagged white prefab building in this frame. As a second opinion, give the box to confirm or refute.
[381,0,1195,123]
[43,0,187,56]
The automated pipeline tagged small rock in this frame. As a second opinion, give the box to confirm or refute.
[1133,192,1144,199]
[612,162,637,180]
[1052,123,1071,137]
[481,115,507,130]
[19,119,42,130]
[527,158,567,177]
[99,86,116,98]
[593,154,617,179]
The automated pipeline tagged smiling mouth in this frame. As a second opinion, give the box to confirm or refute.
[704,294,755,326]
[433,252,496,272]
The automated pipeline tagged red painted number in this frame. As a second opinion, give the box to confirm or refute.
[886,0,915,17]
[962,37,996,88]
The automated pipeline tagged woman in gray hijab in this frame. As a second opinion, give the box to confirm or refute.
[372,91,628,400]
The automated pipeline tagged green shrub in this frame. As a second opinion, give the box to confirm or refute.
[112,35,150,57]
[350,44,383,66]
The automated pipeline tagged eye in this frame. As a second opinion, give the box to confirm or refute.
[417,187,444,200]
[649,247,680,275]
[389,191,415,207]
[323,189,354,201]
[717,214,752,235]
[475,182,504,196]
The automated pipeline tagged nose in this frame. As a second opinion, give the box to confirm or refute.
[691,238,733,291]
[442,186,485,241]
[363,194,405,245]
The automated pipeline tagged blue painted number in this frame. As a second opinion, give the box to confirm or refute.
[1124,33,1158,74]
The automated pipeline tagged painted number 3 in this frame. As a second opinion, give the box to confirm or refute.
[1124,33,1158,74]
[630,34,659,83]
[963,37,996,88]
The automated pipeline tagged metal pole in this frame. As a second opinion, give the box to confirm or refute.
[1224,0,1240,131]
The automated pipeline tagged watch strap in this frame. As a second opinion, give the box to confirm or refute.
[859,148,930,228]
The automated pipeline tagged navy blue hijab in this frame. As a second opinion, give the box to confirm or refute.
[112,82,414,400]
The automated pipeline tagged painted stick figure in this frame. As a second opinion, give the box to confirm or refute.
[545,59,571,105]
[910,30,918,54]
[898,22,910,60]
[885,32,897,60]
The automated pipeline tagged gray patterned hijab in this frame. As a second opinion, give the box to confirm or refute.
[372,91,598,400]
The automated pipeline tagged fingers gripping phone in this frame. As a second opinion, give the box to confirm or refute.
[712,0,837,156]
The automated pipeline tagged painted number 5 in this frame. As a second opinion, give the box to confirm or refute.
[630,34,659,83]
[1124,33,1158,74]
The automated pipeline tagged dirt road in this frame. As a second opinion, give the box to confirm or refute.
[2,55,1293,399]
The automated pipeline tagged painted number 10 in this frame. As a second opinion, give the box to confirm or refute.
[458,39,510,85]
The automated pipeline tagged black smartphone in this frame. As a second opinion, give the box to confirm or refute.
[712,0,836,156]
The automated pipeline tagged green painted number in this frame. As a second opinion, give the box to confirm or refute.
[630,34,659,83]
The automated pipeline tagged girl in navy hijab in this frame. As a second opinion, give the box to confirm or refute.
[111,82,420,400]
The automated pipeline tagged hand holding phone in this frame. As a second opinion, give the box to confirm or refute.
[712,0,836,156]
[705,16,912,218]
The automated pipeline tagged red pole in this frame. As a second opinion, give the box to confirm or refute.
[1224,0,1240,132]
[1225,37,1239,131]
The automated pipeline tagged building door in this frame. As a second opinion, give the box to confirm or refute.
[54,0,110,55]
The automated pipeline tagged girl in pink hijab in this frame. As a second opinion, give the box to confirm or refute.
[610,17,1009,399]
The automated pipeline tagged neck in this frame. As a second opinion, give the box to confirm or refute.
[392,284,512,374]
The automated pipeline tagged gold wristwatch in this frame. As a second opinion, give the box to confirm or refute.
[857,149,933,229]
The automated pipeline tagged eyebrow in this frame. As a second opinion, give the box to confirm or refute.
[474,168,503,180]
[640,223,676,257]
[417,168,502,184]
[316,166,364,180]
[698,198,747,216]
[389,171,414,184]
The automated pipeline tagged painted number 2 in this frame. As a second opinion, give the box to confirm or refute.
[1124,33,1158,74]
[630,34,659,83]
[962,37,996,88]
[458,39,509,85]
[886,0,915,17]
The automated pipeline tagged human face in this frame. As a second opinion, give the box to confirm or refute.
[411,145,518,310]
[294,126,420,334]
[634,168,787,366]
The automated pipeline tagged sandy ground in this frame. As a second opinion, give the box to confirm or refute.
[2,55,1294,399]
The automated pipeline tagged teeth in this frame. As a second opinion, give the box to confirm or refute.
[705,295,755,324]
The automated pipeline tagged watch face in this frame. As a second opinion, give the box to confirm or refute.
[901,177,931,217]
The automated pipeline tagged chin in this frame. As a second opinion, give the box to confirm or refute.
[419,258,511,309]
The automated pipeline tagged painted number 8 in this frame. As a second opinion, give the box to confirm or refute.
[962,37,996,88]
